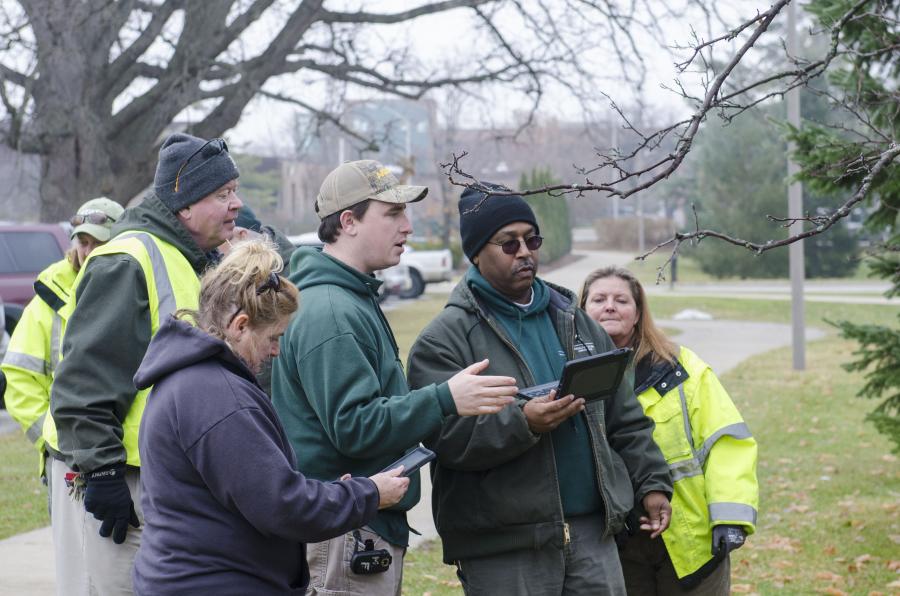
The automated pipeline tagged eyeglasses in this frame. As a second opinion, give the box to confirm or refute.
[486,235,543,255]
[70,211,116,227]
[226,272,283,327]
[174,138,228,192]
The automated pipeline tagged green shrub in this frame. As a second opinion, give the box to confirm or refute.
[519,168,572,263]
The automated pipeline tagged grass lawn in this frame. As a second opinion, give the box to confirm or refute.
[0,433,48,540]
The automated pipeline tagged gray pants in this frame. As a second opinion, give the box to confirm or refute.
[455,513,626,596]
[306,526,405,596]
[49,458,143,596]
[619,528,730,595]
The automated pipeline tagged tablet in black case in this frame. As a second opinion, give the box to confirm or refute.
[517,347,632,402]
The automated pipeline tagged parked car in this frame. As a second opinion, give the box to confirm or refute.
[0,223,71,335]
[397,246,453,299]
[286,232,412,302]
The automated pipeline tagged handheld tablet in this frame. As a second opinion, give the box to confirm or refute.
[517,347,632,402]
[380,446,436,477]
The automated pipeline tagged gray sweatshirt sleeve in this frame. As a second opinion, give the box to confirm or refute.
[51,254,152,473]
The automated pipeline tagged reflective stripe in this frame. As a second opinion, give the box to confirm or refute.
[2,351,49,376]
[49,313,62,373]
[670,457,703,482]
[698,422,753,466]
[709,502,757,525]
[678,384,697,455]
[119,232,177,320]
[26,413,46,444]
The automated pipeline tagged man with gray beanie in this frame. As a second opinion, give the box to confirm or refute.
[51,133,241,594]
[407,184,672,595]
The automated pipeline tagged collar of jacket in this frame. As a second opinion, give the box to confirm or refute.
[451,270,577,319]
[634,352,690,396]
[110,192,211,275]
[33,258,77,313]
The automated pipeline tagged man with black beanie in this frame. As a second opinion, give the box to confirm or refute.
[51,133,241,595]
[408,184,672,595]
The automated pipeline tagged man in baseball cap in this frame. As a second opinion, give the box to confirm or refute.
[271,161,518,595]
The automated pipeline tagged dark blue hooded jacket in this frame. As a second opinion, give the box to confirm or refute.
[132,317,379,595]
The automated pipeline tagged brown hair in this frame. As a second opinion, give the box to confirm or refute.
[578,266,678,367]
[317,200,371,243]
[180,239,298,340]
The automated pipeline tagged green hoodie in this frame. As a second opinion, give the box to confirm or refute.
[467,267,602,516]
[271,247,455,547]
[51,193,210,472]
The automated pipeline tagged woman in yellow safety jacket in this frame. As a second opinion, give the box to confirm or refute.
[2,197,124,474]
[580,266,758,595]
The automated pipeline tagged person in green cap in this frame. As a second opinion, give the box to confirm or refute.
[1,196,124,596]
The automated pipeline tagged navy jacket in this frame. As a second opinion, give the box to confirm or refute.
[133,317,379,595]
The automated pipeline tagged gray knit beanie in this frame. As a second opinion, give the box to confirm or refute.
[153,133,240,212]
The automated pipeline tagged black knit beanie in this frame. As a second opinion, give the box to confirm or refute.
[458,183,540,261]
[153,133,240,213]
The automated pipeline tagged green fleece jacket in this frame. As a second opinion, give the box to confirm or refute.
[271,247,456,547]
[407,278,672,564]
[51,193,210,472]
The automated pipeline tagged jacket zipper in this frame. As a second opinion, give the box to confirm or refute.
[558,309,614,536]
[473,296,570,547]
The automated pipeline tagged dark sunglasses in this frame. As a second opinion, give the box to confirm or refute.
[70,211,116,226]
[227,272,283,327]
[174,138,228,192]
[486,235,543,255]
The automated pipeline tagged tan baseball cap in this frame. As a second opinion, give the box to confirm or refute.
[70,197,125,242]
[315,160,427,220]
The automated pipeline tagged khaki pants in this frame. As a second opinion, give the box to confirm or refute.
[49,458,143,596]
[306,526,405,596]
[619,529,730,595]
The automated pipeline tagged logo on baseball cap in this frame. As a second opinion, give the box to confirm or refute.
[315,160,427,219]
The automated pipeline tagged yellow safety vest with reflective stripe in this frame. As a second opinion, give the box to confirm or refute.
[1,259,75,472]
[637,346,758,580]
[57,231,200,467]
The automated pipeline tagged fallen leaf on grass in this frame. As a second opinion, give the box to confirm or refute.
[818,588,848,596]
[887,579,900,589]
[881,454,897,463]
[773,560,796,569]
[822,545,837,556]
[890,535,900,545]
[785,503,810,513]
[848,554,875,573]
[816,571,844,583]
[731,584,754,593]
[886,560,900,571]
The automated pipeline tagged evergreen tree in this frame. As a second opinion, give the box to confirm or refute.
[790,0,899,450]
[519,168,572,263]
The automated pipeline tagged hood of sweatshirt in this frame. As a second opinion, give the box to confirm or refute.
[288,245,382,296]
[111,193,211,275]
[134,316,251,390]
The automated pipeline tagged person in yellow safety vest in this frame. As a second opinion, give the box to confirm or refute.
[2,197,124,596]
[49,133,242,596]
[580,266,758,595]
[3,197,124,472]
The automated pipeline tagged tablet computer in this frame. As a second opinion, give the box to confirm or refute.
[517,347,632,402]
[380,446,436,477]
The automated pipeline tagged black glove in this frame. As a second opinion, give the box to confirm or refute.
[84,464,140,544]
[711,524,746,557]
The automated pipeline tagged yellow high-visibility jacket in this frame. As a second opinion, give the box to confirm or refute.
[1,258,76,472]
[635,346,758,585]
[55,230,200,468]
